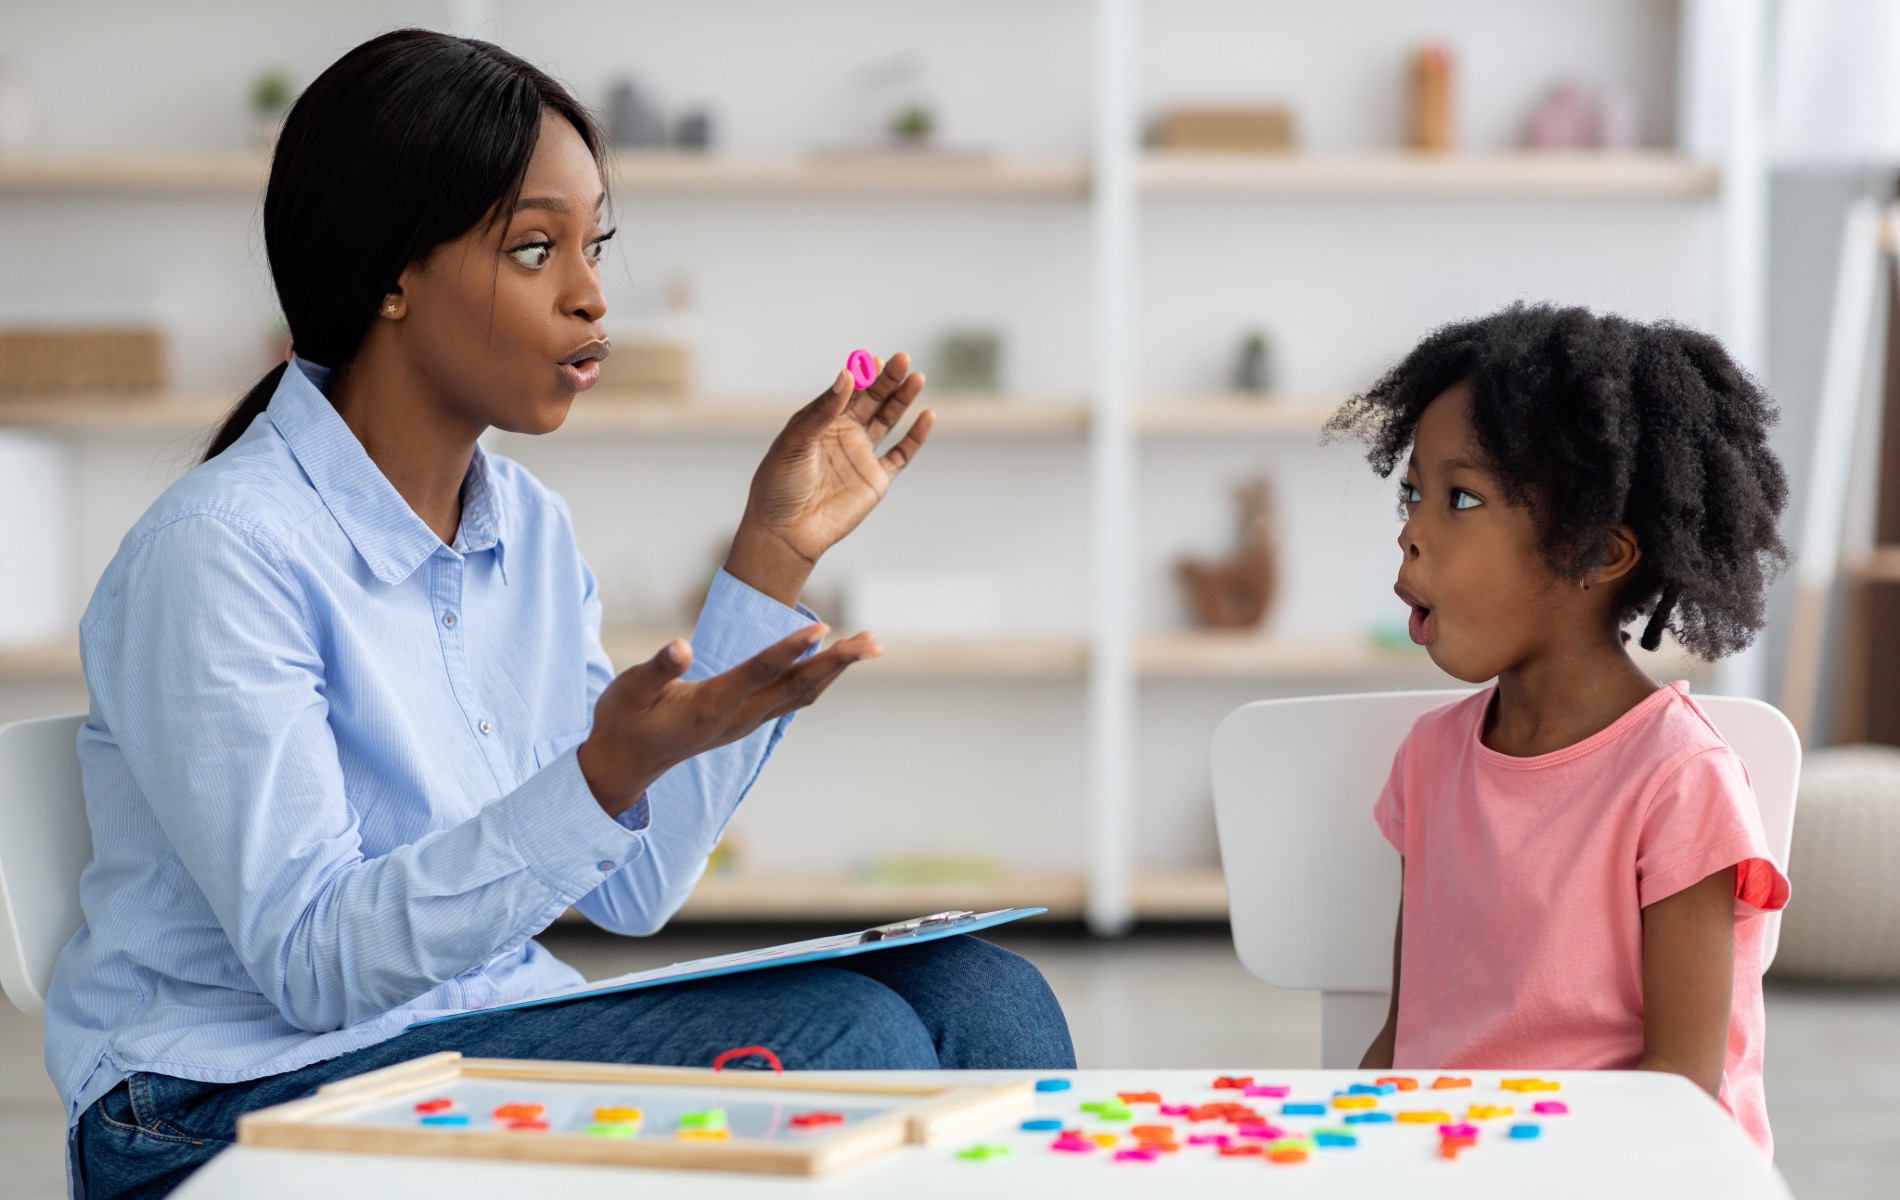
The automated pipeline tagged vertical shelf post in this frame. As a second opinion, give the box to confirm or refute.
[1087,0,1139,935]
[1713,0,1773,700]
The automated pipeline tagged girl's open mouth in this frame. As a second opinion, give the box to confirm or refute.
[1395,583,1436,646]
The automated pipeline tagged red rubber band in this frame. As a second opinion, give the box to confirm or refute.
[712,1045,784,1074]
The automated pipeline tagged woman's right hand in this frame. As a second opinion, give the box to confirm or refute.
[576,625,880,818]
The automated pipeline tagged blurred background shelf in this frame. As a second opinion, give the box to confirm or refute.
[1843,547,1900,583]
[612,153,1089,198]
[0,631,1705,690]
[0,151,1713,200]
[0,393,1092,438]
[659,866,1227,922]
[1140,150,1720,198]
[602,630,1525,684]
[555,394,1090,437]
[0,394,1342,440]
[0,153,268,192]
[0,393,231,434]
[600,631,1092,682]
[0,152,1089,198]
[1136,397,1338,437]
[1137,633,1441,681]
[0,641,82,683]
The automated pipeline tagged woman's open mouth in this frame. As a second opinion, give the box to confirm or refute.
[1395,583,1436,646]
[557,340,610,393]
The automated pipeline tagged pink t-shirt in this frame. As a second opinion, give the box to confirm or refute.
[1374,682,1790,1158]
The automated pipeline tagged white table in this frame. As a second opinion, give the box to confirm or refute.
[175,1068,1791,1199]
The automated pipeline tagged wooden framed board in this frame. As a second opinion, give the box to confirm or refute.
[236,1052,1032,1177]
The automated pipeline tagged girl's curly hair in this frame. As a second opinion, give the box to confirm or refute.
[1324,303,1789,661]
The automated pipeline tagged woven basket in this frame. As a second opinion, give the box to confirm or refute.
[0,326,165,396]
[1772,744,1900,981]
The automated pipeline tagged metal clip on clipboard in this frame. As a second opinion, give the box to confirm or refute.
[859,910,977,943]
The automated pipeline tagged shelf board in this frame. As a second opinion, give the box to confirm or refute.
[1137,396,1340,437]
[611,152,1089,198]
[0,392,1348,442]
[0,631,1594,686]
[1139,631,1715,683]
[608,630,1471,684]
[1138,632,1447,681]
[1141,151,1720,199]
[0,392,1089,439]
[0,640,82,682]
[0,629,1710,688]
[1844,547,1900,583]
[665,867,1228,922]
[601,630,1090,681]
[0,393,230,434]
[0,151,1714,200]
[554,393,1089,437]
[0,152,1087,198]
[0,153,267,192]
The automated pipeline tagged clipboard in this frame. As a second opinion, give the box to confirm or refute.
[409,907,1046,1028]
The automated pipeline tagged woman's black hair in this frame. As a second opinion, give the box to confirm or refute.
[1324,303,1790,661]
[204,29,604,460]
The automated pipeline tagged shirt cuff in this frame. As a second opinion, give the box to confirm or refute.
[1637,830,1791,914]
[690,568,821,674]
[502,746,646,894]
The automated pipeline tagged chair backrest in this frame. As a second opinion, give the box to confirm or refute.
[0,714,90,1019]
[1210,689,1800,1063]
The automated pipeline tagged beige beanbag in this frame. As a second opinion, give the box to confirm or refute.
[1771,744,1900,981]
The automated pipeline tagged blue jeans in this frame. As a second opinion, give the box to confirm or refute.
[72,935,1073,1200]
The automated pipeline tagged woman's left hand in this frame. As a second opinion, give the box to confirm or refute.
[725,352,933,606]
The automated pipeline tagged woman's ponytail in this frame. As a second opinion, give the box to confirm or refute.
[203,362,288,461]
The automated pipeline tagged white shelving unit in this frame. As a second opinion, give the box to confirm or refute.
[0,0,1763,930]
[1140,150,1719,198]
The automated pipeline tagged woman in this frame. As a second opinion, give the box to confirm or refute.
[47,30,1073,1199]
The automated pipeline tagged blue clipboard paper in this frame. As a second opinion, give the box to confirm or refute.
[409,906,1046,1028]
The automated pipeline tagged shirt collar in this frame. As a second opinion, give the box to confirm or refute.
[455,445,508,581]
[267,358,507,585]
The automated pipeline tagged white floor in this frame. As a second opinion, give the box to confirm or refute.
[2,926,1893,1198]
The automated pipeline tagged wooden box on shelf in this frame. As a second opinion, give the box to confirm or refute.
[1152,106,1297,153]
[0,326,164,397]
[595,341,692,398]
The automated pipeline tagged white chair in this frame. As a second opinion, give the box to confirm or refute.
[0,713,91,1019]
[1211,690,1800,1068]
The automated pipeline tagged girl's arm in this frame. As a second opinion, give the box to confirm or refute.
[1638,865,1735,1096]
[1360,862,1404,1070]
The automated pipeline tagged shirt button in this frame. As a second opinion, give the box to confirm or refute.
[443,612,457,627]
[598,860,615,872]
[478,720,491,735]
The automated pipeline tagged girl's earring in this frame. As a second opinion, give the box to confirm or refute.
[382,300,399,316]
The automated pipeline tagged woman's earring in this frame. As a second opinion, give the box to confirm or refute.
[382,300,399,316]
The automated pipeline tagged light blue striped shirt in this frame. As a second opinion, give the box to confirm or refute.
[44,358,812,1124]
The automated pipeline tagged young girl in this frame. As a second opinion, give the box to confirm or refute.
[1328,304,1793,1158]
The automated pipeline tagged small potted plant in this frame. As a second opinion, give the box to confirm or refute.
[890,103,935,147]
[250,69,294,149]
